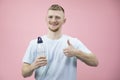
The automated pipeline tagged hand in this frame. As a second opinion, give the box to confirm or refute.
[31,56,47,70]
[63,40,76,57]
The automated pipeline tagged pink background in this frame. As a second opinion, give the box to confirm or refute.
[0,0,120,80]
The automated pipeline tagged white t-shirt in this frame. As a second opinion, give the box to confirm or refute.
[23,35,91,80]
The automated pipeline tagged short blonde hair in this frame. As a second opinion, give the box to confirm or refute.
[48,4,64,13]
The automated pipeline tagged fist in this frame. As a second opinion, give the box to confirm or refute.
[63,40,76,57]
[31,56,47,70]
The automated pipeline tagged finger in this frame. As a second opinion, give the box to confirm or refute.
[63,50,68,53]
[63,48,67,51]
[37,56,46,59]
[36,59,47,62]
[39,63,47,66]
[64,52,70,56]
[67,40,71,46]
[36,60,47,65]
[64,53,73,57]
[37,61,47,65]
[37,61,47,66]
[36,63,47,68]
[64,52,68,55]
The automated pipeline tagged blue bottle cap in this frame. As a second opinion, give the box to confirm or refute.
[37,37,43,43]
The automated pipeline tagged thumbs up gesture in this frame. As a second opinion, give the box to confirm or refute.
[63,40,76,57]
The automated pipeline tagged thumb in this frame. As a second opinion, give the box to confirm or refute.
[67,40,71,46]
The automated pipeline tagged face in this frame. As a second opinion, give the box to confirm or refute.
[46,10,66,32]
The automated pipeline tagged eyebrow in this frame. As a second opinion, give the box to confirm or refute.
[48,15,61,17]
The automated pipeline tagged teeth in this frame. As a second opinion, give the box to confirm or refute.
[50,23,58,26]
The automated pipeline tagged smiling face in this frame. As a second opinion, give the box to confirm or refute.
[46,10,66,32]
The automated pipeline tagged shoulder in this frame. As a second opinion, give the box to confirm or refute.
[29,39,37,45]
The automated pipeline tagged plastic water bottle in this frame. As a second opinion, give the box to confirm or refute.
[37,37,46,56]
[37,37,47,79]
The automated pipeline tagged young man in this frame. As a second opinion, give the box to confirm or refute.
[22,4,98,80]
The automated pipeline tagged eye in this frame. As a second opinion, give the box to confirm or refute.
[55,16,61,19]
[48,16,53,19]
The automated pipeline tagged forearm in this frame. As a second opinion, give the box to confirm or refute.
[22,63,35,78]
[74,49,98,67]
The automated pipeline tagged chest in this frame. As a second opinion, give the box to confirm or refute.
[36,41,68,64]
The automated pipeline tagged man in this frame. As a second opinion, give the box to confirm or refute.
[22,4,98,80]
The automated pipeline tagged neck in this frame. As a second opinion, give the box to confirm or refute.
[47,30,62,40]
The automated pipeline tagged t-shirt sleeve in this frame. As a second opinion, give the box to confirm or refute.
[22,40,37,64]
[75,38,92,54]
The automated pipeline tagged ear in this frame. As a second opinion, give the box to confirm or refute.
[63,18,66,24]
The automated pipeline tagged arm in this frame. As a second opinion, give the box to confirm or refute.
[22,63,35,78]
[73,49,98,66]
[22,56,47,78]
[64,40,98,67]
